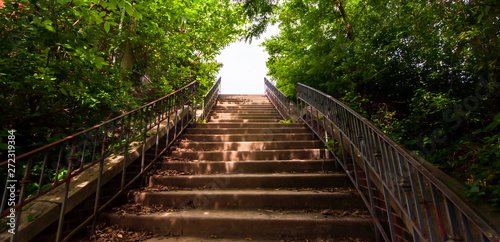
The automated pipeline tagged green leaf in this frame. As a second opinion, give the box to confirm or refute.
[104,21,111,33]
[125,5,134,16]
[42,20,55,32]
[94,57,109,69]
[485,112,500,131]
[118,1,126,9]
[133,11,143,20]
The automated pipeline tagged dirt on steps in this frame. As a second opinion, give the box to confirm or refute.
[88,94,375,241]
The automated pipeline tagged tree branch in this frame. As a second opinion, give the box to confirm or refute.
[335,0,353,39]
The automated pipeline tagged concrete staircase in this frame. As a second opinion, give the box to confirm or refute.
[104,95,375,241]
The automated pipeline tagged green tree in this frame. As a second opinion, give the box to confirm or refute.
[263,0,500,206]
[0,0,244,151]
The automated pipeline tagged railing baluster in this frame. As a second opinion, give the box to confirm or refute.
[13,158,33,238]
[444,196,463,241]
[430,183,447,241]
[38,152,49,195]
[417,172,437,242]
[54,144,65,183]
[56,143,76,242]
[121,115,132,190]
[79,135,88,169]
[460,212,473,242]
[383,186,397,241]
[408,164,426,240]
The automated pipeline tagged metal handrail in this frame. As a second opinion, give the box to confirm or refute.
[0,81,199,241]
[201,77,221,121]
[296,83,500,242]
[264,78,290,120]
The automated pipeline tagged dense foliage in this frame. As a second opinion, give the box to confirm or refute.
[1,0,499,208]
[0,0,244,151]
[263,0,500,206]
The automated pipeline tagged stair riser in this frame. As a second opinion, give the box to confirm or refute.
[160,160,337,173]
[176,141,324,150]
[208,119,283,123]
[218,95,267,99]
[105,214,374,240]
[217,101,272,105]
[184,128,311,135]
[131,192,364,210]
[212,107,277,111]
[182,134,316,142]
[210,110,280,114]
[215,105,275,109]
[209,115,281,119]
[170,149,328,161]
[149,175,350,188]
[190,123,307,129]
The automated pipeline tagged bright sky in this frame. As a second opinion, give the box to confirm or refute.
[216,24,280,94]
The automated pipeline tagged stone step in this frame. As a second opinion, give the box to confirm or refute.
[184,128,310,135]
[129,190,364,210]
[190,123,306,129]
[209,116,282,121]
[218,96,269,99]
[175,140,324,150]
[160,160,337,173]
[208,119,283,123]
[210,110,279,114]
[212,107,277,111]
[209,114,281,119]
[216,103,275,108]
[170,149,328,161]
[218,94,267,98]
[211,109,278,113]
[149,173,351,188]
[104,209,374,240]
[217,100,272,104]
[181,133,316,142]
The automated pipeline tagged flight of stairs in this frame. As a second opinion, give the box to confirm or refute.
[104,95,375,241]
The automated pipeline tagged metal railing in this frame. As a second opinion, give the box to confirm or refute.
[0,81,199,241]
[264,78,290,120]
[296,83,500,242]
[201,77,221,121]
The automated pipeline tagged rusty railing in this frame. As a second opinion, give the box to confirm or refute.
[264,78,290,120]
[201,77,221,121]
[0,81,199,241]
[296,83,499,241]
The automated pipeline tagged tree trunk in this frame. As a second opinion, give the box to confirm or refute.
[336,0,353,39]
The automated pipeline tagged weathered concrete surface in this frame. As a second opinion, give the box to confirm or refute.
[106,210,375,240]
[102,95,375,240]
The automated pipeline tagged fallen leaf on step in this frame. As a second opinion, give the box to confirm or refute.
[321,209,334,215]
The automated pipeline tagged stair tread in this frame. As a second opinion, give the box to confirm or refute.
[160,159,337,163]
[183,133,313,136]
[105,208,369,220]
[132,190,355,195]
[171,148,326,153]
[151,173,345,178]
